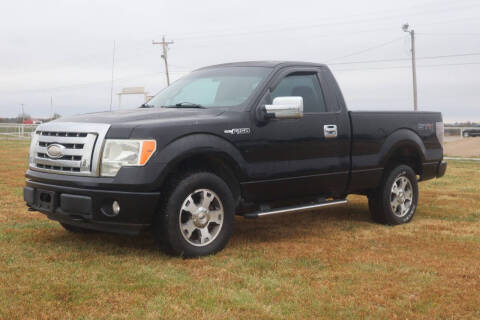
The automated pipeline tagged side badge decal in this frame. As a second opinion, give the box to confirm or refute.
[224,128,251,135]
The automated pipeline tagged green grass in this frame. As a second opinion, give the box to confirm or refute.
[0,140,479,319]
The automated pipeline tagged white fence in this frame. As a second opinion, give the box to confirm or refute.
[444,127,478,138]
[0,123,39,140]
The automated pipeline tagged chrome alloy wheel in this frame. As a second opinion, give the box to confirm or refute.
[390,176,413,218]
[178,189,224,247]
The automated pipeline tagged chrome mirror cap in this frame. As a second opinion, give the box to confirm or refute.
[265,96,303,119]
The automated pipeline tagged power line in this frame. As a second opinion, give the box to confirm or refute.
[418,32,480,36]
[5,1,473,71]
[332,61,480,72]
[149,13,480,52]
[18,8,478,70]
[4,50,480,94]
[326,37,403,62]
[161,0,421,39]
[0,70,190,95]
[330,51,480,65]
[419,52,480,60]
[416,15,480,27]
[55,10,480,67]
[157,0,480,41]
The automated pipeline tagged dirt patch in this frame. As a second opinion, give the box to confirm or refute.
[444,137,480,157]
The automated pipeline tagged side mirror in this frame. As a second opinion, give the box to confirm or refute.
[265,96,303,119]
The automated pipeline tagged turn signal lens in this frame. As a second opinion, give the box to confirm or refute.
[140,140,156,165]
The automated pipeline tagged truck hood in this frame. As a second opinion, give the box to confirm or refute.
[56,107,225,125]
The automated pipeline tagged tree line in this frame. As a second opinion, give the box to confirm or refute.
[0,113,62,123]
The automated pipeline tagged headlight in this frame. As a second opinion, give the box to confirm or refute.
[29,132,39,166]
[100,139,156,177]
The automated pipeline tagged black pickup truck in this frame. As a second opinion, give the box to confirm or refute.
[462,127,480,137]
[24,61,447,257]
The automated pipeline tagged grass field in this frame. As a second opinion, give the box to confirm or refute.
[1,140,479,319]
[444,137,480,158]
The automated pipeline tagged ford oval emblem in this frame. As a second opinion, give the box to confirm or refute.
[46,144,66,159]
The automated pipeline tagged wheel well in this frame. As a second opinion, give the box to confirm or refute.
[162,153,242,204]
[385,145,422,175]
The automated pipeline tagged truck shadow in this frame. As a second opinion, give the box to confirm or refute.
[231,203,373,245]
[40,202,372,256]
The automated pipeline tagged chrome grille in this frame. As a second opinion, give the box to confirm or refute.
[29,122,110,176]
[37,152,82,161]
[39,141,84,149]
[38,131,88,137]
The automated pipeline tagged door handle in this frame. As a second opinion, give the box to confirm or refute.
[324,124,337,138]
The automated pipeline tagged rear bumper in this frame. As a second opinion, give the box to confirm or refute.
[436,160,447,178]
[421,160,447,181]
[24,180,161,235]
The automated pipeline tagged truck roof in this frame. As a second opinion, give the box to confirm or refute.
[196,61,327,70]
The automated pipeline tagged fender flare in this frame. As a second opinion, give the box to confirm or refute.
[379,128,427,169]
[152,133,247,188]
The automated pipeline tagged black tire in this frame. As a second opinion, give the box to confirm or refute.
[368,164,419,225]
[463,132,469,137]
[59,222,95,233]
[153,171,235,258]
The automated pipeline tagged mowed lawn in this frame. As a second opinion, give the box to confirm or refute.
[0,140,479,320]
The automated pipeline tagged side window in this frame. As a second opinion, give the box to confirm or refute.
[271,73,327,113]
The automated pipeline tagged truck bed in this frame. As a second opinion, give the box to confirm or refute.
[347,111,443,193]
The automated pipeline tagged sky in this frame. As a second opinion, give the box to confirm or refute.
[1,0,479,123]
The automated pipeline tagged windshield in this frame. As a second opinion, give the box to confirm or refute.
[145,67,272,108]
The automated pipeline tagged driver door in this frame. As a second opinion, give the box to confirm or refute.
[239,68,350,201]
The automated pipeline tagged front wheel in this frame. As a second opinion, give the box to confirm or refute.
[153,171,235,257]
[368,164,419,225]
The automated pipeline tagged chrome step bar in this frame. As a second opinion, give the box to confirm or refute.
[243,199,347,219]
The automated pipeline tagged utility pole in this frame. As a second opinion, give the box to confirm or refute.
[109,40,116,111]
[50,96,54,118]
[402,23,418,111]
[152,35,174,86]
[20,104,24,123]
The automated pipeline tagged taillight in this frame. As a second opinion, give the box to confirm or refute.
[436,122,444,148]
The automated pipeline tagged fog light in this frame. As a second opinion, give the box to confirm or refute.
[112,201,120,216]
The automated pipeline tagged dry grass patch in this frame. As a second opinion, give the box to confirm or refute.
[0,140,479,319]
[444,137,480,158]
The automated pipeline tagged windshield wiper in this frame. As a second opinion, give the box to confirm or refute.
[140,103,154,108]
[165,102,206,109]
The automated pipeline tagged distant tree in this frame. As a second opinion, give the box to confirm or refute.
[43,113,62,122]
[445,121,479,127]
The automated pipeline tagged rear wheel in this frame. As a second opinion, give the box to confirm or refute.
[368,164,418,225]
[153,171,235,257]
[463,131,469,137]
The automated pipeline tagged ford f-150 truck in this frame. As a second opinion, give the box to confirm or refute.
[24,61,447,257]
